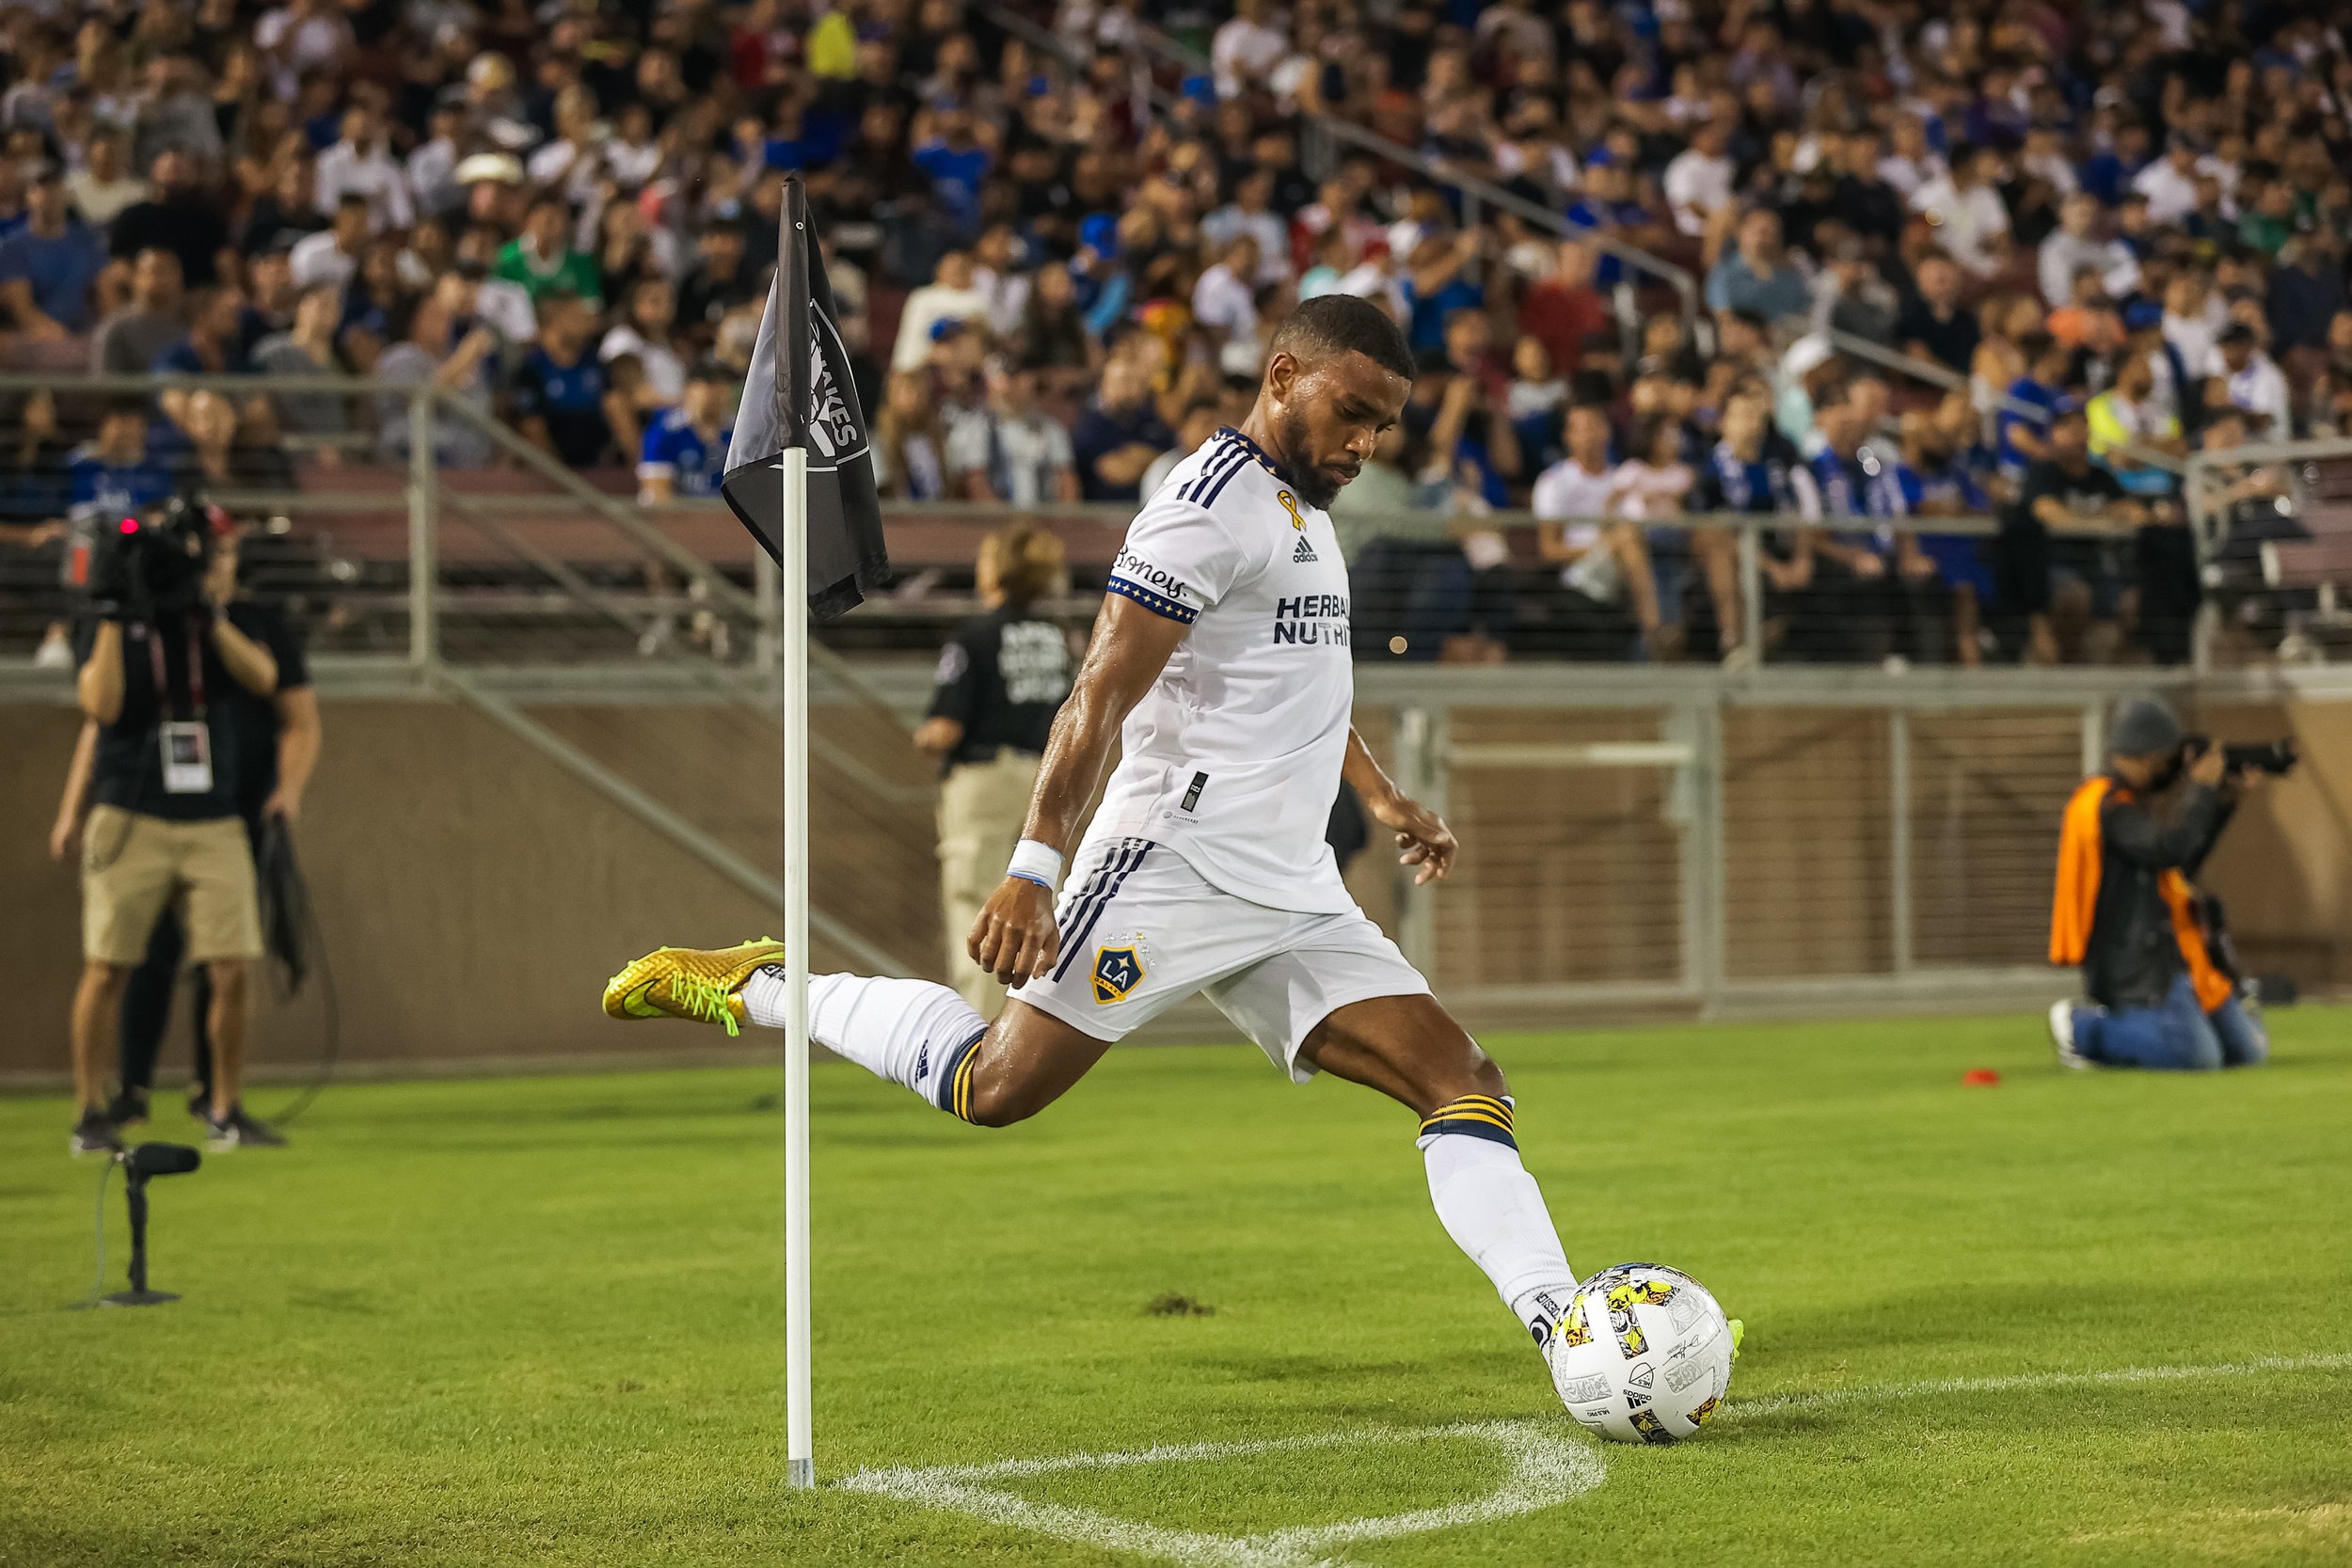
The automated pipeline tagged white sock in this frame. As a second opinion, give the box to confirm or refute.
[742,971,987,1116]
[1419,1099,1578,1346]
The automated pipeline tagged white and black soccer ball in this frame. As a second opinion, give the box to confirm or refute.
[1543,1262,1734,1443]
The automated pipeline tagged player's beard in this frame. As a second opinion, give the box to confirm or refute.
[1272,405,1352,510]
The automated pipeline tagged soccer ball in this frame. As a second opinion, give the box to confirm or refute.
[1543,1262,1735,1443]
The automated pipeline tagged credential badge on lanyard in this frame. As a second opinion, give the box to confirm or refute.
[150,618,214,795]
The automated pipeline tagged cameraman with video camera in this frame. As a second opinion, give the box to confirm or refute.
[56,496,283,1154]
[2046,695,2283,1071]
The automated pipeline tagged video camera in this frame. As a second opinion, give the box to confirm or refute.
[2184,735,2299,779]
[80,495,216,620]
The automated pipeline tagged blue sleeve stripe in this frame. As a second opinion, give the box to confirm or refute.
[1180,440,1245,501]
[1199,454,1251,508]
[1104,576,1199,623]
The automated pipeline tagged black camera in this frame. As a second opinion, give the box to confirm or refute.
[84,496,215,619]
[2185,735,2299,778]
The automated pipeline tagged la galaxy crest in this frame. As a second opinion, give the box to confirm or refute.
[1092,942,1146,1004]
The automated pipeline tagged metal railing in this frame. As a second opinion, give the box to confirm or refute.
[8,371,2348,1024]
[2182,432,2352,670]
[9,369,2341,680]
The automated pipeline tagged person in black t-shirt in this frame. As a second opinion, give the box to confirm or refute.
[914,525,1075,1010]
[1995,406,2160,663]
[102,526,320,1132]
[53,519,301,1154]
[106,150,232,291]
[509,289,617,467]
[1895,254,1982,375]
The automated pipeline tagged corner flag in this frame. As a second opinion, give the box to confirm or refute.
[722,174,888,620]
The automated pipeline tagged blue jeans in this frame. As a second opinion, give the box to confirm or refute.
[2074,975,2266,1070]
[2206,996,2269,1067]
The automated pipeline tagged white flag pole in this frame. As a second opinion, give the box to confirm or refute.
[780,436,814,1490]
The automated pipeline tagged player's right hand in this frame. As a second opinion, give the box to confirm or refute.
[971,877,1060,988]
[2187,744,2227,789]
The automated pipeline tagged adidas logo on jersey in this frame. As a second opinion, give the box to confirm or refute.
[1293,535,1319,563]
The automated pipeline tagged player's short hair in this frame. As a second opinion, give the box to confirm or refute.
[978,521,1066,609]
[1267,294,1415,385]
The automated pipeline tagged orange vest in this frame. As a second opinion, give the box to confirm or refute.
[2050,777,2233,1011]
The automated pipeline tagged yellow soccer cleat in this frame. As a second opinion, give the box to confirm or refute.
[601,939,784,1037]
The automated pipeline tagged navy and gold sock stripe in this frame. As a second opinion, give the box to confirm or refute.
[933,1028,987,1122]
[1418,1094,1517,1148]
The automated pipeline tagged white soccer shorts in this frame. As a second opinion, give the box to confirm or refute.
[1008,835,1432,1081]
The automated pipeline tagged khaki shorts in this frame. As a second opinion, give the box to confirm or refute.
[81,805,262,966]
[937,749,1042,1013]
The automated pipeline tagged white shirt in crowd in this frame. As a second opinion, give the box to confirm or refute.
[1607,459,1695,522]
[945,408,1075,507]
[2131,159,2203,226]
[1876,150,1947,200]
[315,138,415,230]
[599,137,662,192]
[288,230,359,292]
[65,169,149,226]
[598,323,685,403]
[2207,347,2292,439]
[972,264,1032,341]
[890,279,989,372]
[406,134,460,214]
[473,277,538,344]
[1909,176,2010,277]
[1201,205,1293,283]
[1662,146,1736,236]
[1210,14,1289,98]
[254,6,354,96]
[2162,312,2219,379]
[1191,260,1258,339]
[1531,455,1622,599]
[525,136,604,205]
[1093,429,1357,911]
[2038,230,2140,309]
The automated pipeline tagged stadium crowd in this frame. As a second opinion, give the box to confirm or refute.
[0,0,2346,665]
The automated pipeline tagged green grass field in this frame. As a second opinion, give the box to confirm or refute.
[5,1007,2350,1567]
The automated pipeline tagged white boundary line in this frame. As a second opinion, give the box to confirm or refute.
[838,1418,1603,1568]
[1719,1351,2352,1425]
[838,1354,2351,1565]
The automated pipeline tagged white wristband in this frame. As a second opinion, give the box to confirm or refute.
[1006,838,1064,892]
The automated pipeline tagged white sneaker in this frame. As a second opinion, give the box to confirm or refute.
[2049,1000,2091,1070]
[32,626,71,669]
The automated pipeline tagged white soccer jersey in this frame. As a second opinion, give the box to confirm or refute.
[1089,426,1357,913]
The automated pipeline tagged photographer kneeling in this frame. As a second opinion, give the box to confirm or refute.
[2046,695,2271,1071]
[62,499,282,1153]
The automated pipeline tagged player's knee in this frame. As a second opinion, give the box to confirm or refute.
[1458,1048,1509,1103]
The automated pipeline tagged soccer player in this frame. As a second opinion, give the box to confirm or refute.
[605,296,1587,1395]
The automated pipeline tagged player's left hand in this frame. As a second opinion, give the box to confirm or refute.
[1369,791,1456,884]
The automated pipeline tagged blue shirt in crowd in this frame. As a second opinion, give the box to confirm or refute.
[0,220,104,332]
[1995,374,2063,476]
[68,444,175,518]
[638,407,732,498]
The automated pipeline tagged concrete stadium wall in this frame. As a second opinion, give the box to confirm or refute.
[2,694,2346,1085]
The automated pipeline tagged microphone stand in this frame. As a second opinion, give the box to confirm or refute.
[102,1166,182,1307]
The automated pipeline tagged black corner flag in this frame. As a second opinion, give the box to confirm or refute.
[722,174,888,622]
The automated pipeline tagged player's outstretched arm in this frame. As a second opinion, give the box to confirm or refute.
[1343,726,1457,884]
[969,594,1191,986]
